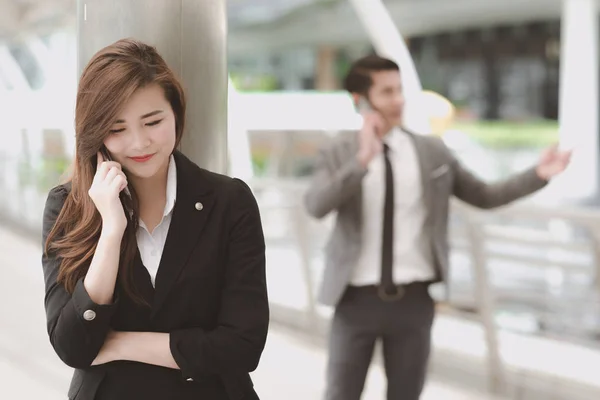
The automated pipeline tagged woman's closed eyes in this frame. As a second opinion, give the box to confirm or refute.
[109,119,164,134]
[146,119,163,127]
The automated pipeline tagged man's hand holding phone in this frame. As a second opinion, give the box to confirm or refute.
[88,151,129,236]
[356,109,386,168]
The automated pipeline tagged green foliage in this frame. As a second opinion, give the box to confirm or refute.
[252,153,269,176]
[454,120,559,149]
[230,73,279,91]
[35,156,70,193]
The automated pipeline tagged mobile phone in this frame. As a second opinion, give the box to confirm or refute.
[97,147,131,198]
[100,146,113,162]
[357,96,381,138]
[357,96,372,113]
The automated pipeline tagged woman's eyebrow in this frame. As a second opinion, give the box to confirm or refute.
[114,110,164,123]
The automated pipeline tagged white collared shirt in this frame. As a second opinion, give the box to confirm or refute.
[136,155,177,287]
[351,127,435,285]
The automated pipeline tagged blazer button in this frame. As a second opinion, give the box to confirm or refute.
[186,378,194,382]
[83,310,96,321]
[195,202,203,211]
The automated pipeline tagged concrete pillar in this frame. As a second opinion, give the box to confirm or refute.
[76,0,228,173]
[557,0,599,201]
[315,45,337,91]
[228,77,254,181]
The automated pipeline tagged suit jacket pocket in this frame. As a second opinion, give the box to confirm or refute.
[431,164,453,193]
[69,368,106,400]
[68,369,83,399]
[430,163,450,180]
[220,372,254,400]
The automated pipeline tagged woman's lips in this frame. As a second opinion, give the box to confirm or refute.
[129,153,155,163]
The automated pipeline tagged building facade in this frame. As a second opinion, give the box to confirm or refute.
[227,0,584,124]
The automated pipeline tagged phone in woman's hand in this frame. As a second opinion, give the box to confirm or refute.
[100,146,113,162]
[98,147,131,199]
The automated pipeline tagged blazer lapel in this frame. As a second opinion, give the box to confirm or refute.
[348,133,363,233]
[405,129,437,211]
[151,151,215,316]
[132,250,155,304]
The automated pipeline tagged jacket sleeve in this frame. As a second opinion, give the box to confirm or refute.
[42,185,118,369]
[447,144,549,209]
[169,178,269,376]
[304,139,367,219]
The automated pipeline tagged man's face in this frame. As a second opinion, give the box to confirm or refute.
[367,70,404,128]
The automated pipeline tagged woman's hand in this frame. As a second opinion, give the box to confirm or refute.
[88,152,128,235]
[91,331,179,369]
[91,330,122,366]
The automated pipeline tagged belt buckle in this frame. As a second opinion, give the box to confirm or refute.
[377,285,405,302]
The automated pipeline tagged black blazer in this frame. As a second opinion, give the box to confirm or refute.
[41,151,269,400]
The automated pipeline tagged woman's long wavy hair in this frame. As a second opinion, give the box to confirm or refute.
[44,38,186,304]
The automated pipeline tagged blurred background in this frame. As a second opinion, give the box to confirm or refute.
[2,0,600,399]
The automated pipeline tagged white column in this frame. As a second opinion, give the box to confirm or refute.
[347,0,430,133]
[557,0,599,200]
[227,78,254,181]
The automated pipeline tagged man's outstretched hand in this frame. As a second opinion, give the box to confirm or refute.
[535,143,572,181]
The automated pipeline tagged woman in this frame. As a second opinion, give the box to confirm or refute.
[41,38,269,400]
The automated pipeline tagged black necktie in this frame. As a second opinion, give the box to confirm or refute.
[381,144,395,294]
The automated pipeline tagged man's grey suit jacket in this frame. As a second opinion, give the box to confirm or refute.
[304,131,548,307]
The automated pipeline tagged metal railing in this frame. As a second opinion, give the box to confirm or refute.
[250,177,600,396]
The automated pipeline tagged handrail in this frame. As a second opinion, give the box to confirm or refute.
[452,198,600,227]
[250,177,600,395]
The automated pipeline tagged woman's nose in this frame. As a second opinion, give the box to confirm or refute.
[131,129,151,149]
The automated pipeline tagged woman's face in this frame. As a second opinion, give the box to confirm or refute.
[103,83,177,180]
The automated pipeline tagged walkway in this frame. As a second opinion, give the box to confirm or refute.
[0,224,506,399]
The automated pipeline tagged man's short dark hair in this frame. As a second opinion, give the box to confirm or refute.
[342,55,400,95]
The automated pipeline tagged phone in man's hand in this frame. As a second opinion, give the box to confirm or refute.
[357,96,383,140]
[357,96,372,114]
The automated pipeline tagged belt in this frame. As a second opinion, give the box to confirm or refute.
[347,281,431,302]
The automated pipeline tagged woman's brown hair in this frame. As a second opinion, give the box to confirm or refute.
[45,38,186,303]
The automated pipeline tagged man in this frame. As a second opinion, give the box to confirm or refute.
[303,55,571,400]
